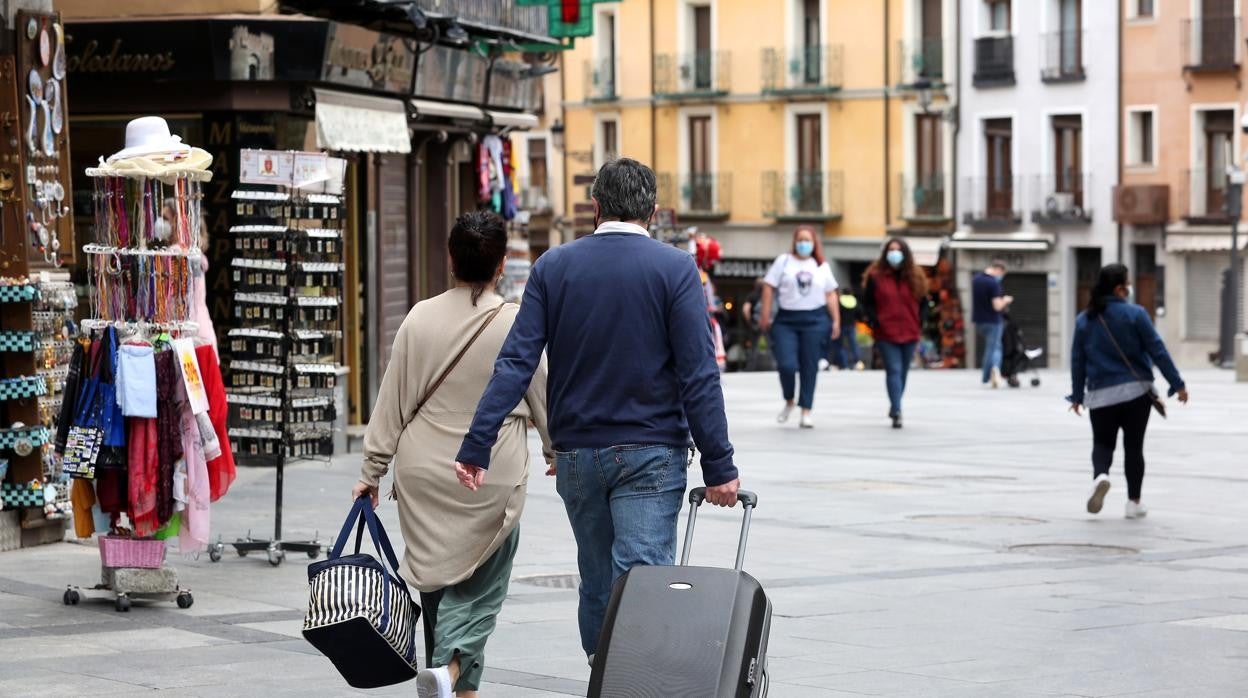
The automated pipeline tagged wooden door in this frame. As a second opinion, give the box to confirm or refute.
[689,115,712,211]
[921,0,943,79]
[601,119,618,164]
[1075,247,1102,316]
[985,118,1012,218]
[1201,0,1235,66]
[693,5,712,89]
[1205,111,1232,216]
[1053,115,1082,206]
[1134,244,1158,319]
[915,113,943,216]
[803,0,821,84]
[1059,0,1081,76]
[797,113,822,213]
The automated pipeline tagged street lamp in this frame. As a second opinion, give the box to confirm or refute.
[913,75,957,124]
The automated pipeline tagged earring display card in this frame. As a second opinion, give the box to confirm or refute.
[226,161,345,466]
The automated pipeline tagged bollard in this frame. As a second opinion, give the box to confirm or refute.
[1236,333,1248,383]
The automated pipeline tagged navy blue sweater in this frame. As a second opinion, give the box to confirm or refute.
[456,231,737,486]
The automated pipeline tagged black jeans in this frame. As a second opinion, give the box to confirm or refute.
[1089,394,1153,501]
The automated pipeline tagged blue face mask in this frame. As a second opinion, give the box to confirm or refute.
[886,250,905,268]
[795,241,815,258]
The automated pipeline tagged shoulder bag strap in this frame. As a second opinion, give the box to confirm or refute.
[1097,315,1145,383]
[416,302,506,414]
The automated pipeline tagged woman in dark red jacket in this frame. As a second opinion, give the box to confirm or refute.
[862,237,928,429]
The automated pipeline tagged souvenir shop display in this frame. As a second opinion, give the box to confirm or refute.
[58,117,235,611]
[208,148,345,567]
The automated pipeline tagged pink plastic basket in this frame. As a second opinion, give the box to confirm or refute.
[98,535,166,569]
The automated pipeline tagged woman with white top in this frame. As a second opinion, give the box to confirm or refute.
[759,226,841,428]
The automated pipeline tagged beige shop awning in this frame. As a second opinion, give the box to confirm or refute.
[486,110,540,130]
[411,98,486,122]
[949,231,1055,252]
[314,89,411,154]
[1165,233,1248,253]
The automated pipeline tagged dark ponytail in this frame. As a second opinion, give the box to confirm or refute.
[1087,263,1130,318]
[448,211,508,305]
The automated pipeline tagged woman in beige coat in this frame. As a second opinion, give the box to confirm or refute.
[352,211,552,698]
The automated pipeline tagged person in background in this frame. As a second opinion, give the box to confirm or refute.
[454,158,740,667]
[971,260,1013,388]
[827,290,864,371]
[861,238,927,429]
[759,226,841,428]
[1068,263,1188,520]
[353,212,553,698]
[192,217,217,353]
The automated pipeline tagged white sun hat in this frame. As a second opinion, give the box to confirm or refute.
[107,116,192,163]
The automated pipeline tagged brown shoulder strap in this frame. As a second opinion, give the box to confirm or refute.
[1097,315,1144,382]
[414,302,507,415]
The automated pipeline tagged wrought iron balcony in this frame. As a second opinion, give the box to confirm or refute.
[1182,16,1241,71]
[899,174,949,221]
[897,38,944,87]
[762,45,843,94]
[1182,168,1234,223]
[654,51,732,98]
[762,171,844,221]
[973,36,1015,87]
[1041,30,1086,82]
[517,177,552,214]
[962,176,1023,227]
[585,58,617,101]
[1031,173,1093,225]
[658,172,733,219]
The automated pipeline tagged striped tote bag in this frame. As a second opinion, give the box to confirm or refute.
[303,497,420,688]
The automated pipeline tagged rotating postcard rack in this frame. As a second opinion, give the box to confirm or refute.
[211,149,345,567]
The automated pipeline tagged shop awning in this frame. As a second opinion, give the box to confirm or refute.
[486,110,540,130]
[314,89,411,154]
[411,99,486,122]
[907,237,945,266]
[1165,233,1248,253]
[948,232,1055,252]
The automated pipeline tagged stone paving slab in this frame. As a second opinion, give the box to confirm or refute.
[0,368,1246,696]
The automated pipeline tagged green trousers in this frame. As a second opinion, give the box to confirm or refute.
[420,527,519,692]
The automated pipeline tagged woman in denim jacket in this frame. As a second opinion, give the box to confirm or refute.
[1068,264,1189,519]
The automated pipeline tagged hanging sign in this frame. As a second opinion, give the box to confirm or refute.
[239,149,294,185]
[292,152,329,190]
[173,338,210,415]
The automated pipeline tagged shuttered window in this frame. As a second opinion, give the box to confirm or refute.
[1185,254,1224,341]
[378,155,411,370]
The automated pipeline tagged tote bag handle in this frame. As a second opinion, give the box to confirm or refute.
[329,498,407,589]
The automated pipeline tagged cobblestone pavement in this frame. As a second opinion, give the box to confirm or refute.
[1,369,1246,697]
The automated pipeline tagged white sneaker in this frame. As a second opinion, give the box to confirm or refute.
[818,358,830,371]
[800,413,814,429]
[1086,474,1111,514]
[1125,501,1149,519]
[854,361,866,371]
[416,666,453,698]
[777,404,794,423]
[990,367,1003,389]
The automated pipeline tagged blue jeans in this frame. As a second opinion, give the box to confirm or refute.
[876,340,916,417]
[977,322,1004,383]
[554,445,688,656]
[771,309,831,409]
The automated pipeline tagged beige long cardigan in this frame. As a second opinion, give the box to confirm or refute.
[360,287,552,592]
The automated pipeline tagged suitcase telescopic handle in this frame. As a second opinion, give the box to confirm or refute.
[680,487,759,571]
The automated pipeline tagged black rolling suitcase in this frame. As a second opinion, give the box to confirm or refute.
[588,487,771,697]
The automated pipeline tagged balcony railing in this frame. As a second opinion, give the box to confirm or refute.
[517,177,551,214]
[973,36,1015,87]
[897,38,944,86]
[762,44,844,93]
[1182,16,1241,71]
[658,172,733,218]
[1041,30,1085,82]
[762,171,844,220]
[414,0,549,39]
[899,174,949,221]
[1182,168,1233,222]
[654,51,732,98]
[585,58,617,101]
[962,176,1023,226]
[1031,173,1093,224]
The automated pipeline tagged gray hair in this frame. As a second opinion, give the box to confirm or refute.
[591,158,657,223]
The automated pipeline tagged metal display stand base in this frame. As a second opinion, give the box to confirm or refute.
[209,533,323,567]
[63,565,194,612]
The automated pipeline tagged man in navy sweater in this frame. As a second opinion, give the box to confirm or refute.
[455,158,740,661]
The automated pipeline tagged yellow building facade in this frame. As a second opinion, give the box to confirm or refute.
[559,0,956,292]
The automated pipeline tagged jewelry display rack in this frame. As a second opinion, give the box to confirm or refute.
[211,151,345,566]
[0,10,76,547]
